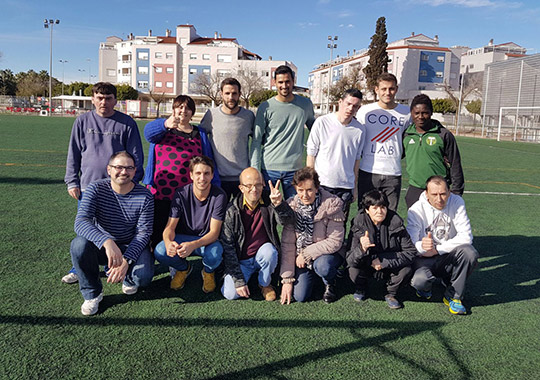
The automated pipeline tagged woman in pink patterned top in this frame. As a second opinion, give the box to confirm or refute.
[143,95,219,249]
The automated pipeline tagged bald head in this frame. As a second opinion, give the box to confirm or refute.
[239,167,263,184]
[239,167,264,207]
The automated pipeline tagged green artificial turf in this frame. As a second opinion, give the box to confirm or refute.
[1,113,539,380]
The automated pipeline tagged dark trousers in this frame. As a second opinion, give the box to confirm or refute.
[348,256,412,297]
[220,180,241,203]
[405,185,425,209]
[320,185,353,221]
[151,198,171,250]
[357,170,401,211]
[410,244,479,300]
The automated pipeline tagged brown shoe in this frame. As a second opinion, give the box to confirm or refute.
[259,285,276,301]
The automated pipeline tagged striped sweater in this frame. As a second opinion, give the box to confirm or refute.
[74,179,154,261]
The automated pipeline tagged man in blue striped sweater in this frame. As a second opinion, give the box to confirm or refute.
[70,151,154,315]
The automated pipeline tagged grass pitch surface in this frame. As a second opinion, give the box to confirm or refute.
[1,114,539,379]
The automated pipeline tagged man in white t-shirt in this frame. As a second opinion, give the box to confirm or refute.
[356,73,410,211]
[306,89,365,218]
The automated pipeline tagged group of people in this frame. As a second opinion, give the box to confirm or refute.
[63,67,478,317]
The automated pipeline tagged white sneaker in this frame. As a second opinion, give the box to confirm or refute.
[81,293,103,316]
[61,272,79,284]
[122,283,138,295]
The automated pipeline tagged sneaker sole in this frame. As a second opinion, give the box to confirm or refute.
[444,296,467,315]
[61,273,79,284]
[81,293,103,316]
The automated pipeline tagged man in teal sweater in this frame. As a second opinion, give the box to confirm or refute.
[250,65,315,199]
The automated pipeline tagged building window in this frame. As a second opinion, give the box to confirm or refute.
[421,54,429,61]
[138,66,149,74]
[155,67,163,73]
[137,51,149,60]
[166,82,173,88]
[166,52,173,59]
[107,69,115,77]
[122,54,131,62]
[250,71,257,77]
[190,53,197,60]
[166,67,173,74]
[262,71,269,77]
[217,69,231,77]
[203,54,210,60]
[189,68,197,75]
[155,81,162,88]
[138,81,148,89]
[419,86,426,90]
[419,70,427,77]
[469,64,474,69]
[437,56,445,63]
[155,52,163,59]
[217,54,232,63]
[436,71,443,78]
[202,68,210,75]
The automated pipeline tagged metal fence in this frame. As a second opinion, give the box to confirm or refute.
[482,54,540,142]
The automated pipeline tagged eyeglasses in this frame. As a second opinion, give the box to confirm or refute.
[240,183,264,191]
[109,165,136,172]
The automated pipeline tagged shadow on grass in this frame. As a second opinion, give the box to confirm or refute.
[0,314,457,379]
[0,176,64,185]
[465,235,540,307]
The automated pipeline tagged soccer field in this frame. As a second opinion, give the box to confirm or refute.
[1,113,539,380]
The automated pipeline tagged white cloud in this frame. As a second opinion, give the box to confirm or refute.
[298,22,320,28]
[411,0,521,8]
[339,24,355,28]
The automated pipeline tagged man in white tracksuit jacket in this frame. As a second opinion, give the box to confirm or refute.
[407,175,478,315]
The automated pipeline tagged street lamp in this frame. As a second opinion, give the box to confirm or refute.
[59,59,68,95]
[326,35,338,114]
[86,58,91,83]
[44,18,60,116]
[59,59,68,114]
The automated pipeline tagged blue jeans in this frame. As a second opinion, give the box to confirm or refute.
[221,242,278,300]
[154,234,223,273]
[294,253,343,303]
[70,236,154,300]
[262,169,297,201]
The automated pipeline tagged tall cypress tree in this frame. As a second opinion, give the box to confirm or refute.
[363,16,390,99]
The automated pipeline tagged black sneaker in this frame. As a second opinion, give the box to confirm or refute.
[323,283,338,303]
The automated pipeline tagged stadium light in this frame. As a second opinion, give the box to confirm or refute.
[44,19,60,116]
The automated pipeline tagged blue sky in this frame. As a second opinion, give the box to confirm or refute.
[1,0,539,87]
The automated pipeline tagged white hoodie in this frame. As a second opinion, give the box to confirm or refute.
[407,192,473,255]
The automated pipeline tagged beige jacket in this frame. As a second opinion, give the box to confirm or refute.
[280,189,345,280]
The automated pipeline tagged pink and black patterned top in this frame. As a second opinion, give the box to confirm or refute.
[150,127,202,201]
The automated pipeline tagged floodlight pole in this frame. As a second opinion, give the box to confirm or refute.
[44,19,59,116]
[326,36,337,114]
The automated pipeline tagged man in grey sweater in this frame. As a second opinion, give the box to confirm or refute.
[199,77,255,201]
[62,82,144,284]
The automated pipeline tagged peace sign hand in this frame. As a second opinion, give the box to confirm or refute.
[268,180,282,206]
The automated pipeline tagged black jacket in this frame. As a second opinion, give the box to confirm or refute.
[220,192,294,288]
[346,209,418,269]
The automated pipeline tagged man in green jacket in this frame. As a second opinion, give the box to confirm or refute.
[403,94,464,208]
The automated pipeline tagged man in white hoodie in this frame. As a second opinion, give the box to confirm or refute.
[407,175,478,315]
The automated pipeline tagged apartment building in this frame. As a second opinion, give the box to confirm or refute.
[460,40,526,74]
[308,33,465,111]
[99,24,296,101]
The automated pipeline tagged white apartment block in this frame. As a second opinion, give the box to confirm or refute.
[460,40,526,74]
[309,33,466,111]
[99,24,296,101]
